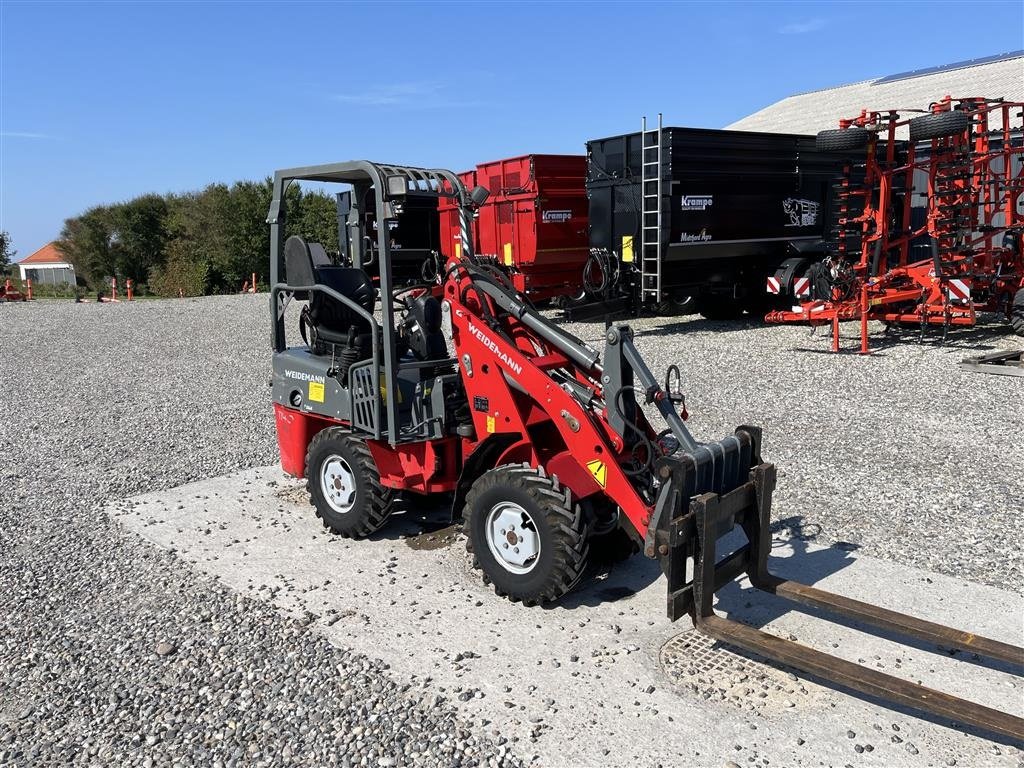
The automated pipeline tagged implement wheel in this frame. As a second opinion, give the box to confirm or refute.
[1012,288,1024,337]
[305,427,395,538]
[465,464,590,606]
[815,127,870,152]
[909,110,970,141]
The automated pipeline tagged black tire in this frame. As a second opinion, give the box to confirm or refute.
[654,293,695,316]
[695,293,743,321]
[908,110,970,142]
[305,427,395,538]
[589,526,640,566]
[464,464,589,606]
[1011,288,1024,337]
[815,127,870,152]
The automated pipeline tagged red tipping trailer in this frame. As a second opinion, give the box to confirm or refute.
[439,155,589,301]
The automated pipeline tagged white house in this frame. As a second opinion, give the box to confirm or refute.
[17,242,76,285]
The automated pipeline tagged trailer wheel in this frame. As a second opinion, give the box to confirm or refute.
[815,127,870,152]
[464,464,590,606]
[908,110,970,142]
[654,293,694,316]
[1011,288,1024,337]
[695,294,743,321]
[305,427,395,538]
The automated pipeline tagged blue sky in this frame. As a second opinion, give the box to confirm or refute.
[2,0,1022,260]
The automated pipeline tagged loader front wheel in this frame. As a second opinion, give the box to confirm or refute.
[305,427,395,538]
[465,464,590,606]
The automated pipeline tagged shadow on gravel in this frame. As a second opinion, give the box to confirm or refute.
[789,319,1016,355]
[367,494,456,543]
[637,317,767,337]
[556,556,663,611]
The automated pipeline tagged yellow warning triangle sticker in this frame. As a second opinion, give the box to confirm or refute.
[586,459,607,488]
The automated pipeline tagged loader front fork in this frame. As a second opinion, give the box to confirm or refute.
[657,461,1024,742]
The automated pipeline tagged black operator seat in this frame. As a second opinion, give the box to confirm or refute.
[284,234,375,353]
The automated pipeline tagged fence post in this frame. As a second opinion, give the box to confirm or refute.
[26,278,32,300]
[126,279,134,301]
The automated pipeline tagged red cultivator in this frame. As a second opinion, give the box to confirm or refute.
[767,96,1024,352]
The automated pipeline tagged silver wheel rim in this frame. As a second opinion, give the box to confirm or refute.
[320,454,356,513]
[485,501,541,574]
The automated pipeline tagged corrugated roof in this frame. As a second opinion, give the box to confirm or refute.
[18,242,70,266]
[727,51,1024,137]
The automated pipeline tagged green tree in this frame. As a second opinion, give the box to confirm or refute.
[109,194,169,284]
[0,230,15,274]
[294,189,339,253]
[57,206,118,286]
[55,176,349,297]
[228,179,274,289]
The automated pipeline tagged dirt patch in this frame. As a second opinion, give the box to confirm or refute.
[275,482,310,507]
[404,523,460,551]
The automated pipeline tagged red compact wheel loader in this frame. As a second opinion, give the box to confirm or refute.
[268,161,1023,741]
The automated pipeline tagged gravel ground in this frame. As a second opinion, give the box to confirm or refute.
[0,296,523,768]
[1,295,1021,766]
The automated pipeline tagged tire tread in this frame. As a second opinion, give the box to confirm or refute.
[305,427,395,538]
[464,463,590,606]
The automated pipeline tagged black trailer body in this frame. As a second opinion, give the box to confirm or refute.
[336,188,442,286]
[585,125,846,316]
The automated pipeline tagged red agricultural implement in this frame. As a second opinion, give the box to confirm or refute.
[438,155,589,303]
[766,96,1024,351]
[0,277,31,302]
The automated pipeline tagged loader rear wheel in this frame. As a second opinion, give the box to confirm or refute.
[305,427,395,538]
[1011,288,1024,337]
[908,110,970,142]
[464,464,590,606]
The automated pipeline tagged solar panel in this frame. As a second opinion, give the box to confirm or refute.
[872,50,1024,85]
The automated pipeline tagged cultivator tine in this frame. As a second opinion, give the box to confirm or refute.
[659,458,1024,742]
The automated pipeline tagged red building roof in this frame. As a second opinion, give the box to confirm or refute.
[19,242,68,265]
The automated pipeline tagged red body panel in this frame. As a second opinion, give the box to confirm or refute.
[274,403,331,477]
[439,155,589,300]
[366,437,460,493]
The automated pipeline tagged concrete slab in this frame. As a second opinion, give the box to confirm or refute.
[107,467,1024,767]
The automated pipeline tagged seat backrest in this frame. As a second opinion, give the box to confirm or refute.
[287,234,375,341]
[284,235,317,289]
[314,266,375,314]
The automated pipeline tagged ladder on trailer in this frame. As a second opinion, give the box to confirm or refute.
[640,114,664,304]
